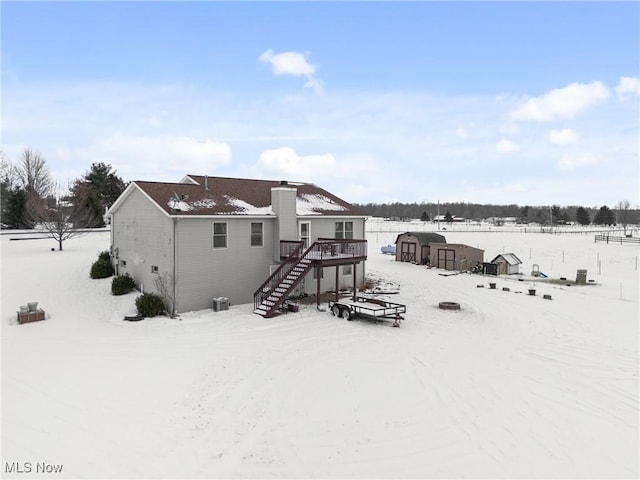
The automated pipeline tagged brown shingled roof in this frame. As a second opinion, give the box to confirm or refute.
[131,175,366,216]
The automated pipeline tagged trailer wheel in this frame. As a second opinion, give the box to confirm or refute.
[331,305,341,317]
[341,307,352,320]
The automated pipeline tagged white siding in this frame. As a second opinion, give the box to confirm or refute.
[110,188,174,296]
[175,217,276,312]
[298,217,367,295]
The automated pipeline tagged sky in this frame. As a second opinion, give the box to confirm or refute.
[1,1,639,208]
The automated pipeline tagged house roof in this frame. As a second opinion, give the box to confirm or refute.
[394,232,447,245]
[111,175,367,217]
[491,253,522,265]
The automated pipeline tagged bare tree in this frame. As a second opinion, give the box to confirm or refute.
[16,149,53,220]
[1,151,19,188]
[615,199,631,235]
[35,182,92,251]
[154,272,176,318]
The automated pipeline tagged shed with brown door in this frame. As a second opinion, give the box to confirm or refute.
[394,232,446,264]
[428,243,484,271]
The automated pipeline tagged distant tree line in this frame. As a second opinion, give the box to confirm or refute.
[1,148,127,249]
[355,201,638,226]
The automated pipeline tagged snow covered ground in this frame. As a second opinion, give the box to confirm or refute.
[1,224,638,479]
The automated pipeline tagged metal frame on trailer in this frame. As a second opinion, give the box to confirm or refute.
[328,296,406,327]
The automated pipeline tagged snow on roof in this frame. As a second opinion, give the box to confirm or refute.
[492,253,522,265]
[226,196,275,215]
[126,177,365,217]
[167,199,192,212]
[297,193,348,216]
[189,198,217,209]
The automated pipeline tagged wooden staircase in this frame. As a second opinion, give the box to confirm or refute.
[254,241,311,318]
[254,238,368,318]
[254,257,313,317]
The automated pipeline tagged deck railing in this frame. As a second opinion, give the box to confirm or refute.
[313,238,368,262]
[254,238,368,314]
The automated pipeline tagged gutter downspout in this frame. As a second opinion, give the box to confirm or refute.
[172,217,177,317]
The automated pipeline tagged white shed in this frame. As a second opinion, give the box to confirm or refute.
[491,253,522,275]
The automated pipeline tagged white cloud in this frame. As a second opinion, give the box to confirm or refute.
[304,77,325,94]
[510,81,610,122]
[455,127,468,138]
[615,76,640,99]
[76,134,232,180]
[259,49,316,77]
[256,147,336,179]
[496,139,519,153]
[548,128,578,145]
[556,153,599,171]
[259,49,323,93]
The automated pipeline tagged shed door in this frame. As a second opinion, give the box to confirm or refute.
[438,249,455,270]
[421,246,429,264]
[400,242,416,263]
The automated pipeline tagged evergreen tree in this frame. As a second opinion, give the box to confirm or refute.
[444,211,454,223]
[576,207,590,225]
[71,162,126,228]
[593,205,615,225]
[551,205,561,224]
[3,187,32,228]
[420,211,429,222]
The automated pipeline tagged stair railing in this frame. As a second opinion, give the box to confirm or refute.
[254,240,304,311]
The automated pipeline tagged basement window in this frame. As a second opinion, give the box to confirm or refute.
[120,260,127,267]
[151,265,159,274]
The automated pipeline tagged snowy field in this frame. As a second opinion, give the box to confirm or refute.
[1,224,638,479]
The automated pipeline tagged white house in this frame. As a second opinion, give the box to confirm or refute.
[107,175,368,317]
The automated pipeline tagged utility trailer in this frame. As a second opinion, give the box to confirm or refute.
[328,296,406,327]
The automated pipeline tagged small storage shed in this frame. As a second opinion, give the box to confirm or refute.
[428,243,484,271]
[395,232,446,264]
[491,253,522,275]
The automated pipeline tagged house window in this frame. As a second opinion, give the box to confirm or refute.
[299,222,310,249]
[335,221,353,239]
[250,222,263,247]
[151,265,159,274]
[213,222,227,249]
[313,267,324,279]
[120,259,127,267]
[343,265,352,276]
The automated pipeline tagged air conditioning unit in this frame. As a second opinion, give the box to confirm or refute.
[213,297,230,312]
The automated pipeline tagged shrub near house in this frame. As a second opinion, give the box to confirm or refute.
[90,251,114,279]
[135,293,165,317]
[111,274,136,295]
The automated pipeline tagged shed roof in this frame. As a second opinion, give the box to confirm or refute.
[394,232,446,245]
[491,253,522,265]
[429,242,485,253]
[110,175,367,217]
